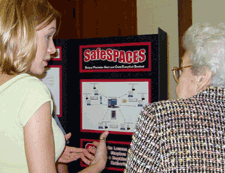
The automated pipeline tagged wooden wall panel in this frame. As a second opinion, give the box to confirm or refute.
[49,0,137,39]
[178,0,192,64]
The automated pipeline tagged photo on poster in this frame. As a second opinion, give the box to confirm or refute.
[80,79,151,134]
[41,65,62,117]
[51,46,62,61]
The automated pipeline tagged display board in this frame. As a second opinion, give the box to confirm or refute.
[50,28,167,173]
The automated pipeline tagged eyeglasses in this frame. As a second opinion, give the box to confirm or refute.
[172,65,192,83]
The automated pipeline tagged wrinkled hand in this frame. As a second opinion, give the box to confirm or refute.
[58,133,97,164]
[90,131,109,171]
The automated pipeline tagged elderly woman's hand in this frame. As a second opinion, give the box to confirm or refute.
[89,131,109,171]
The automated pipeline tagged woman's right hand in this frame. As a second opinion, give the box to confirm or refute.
[78,131,109,173]
[90,131,109,171]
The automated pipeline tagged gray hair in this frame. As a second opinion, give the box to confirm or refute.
[183,23,225,87]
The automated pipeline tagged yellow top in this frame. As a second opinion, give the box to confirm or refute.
[0,73,65,172]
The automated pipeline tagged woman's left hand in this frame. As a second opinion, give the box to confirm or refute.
[58,145,86,163]
[58,133,96,164]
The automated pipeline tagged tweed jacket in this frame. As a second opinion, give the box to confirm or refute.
[125,86,225,172]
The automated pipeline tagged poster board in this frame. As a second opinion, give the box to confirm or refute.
[52,28,167,172]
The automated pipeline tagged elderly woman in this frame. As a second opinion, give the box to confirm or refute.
[124,23,225,172]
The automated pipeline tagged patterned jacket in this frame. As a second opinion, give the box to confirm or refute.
[125,86,225,172]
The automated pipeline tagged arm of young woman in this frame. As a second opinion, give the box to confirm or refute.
[23,101,57,173]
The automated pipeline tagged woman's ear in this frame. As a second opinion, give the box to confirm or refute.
[197,69,212,92]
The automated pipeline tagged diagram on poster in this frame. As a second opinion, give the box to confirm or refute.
[81,79,151,134]
[41,66,62,117]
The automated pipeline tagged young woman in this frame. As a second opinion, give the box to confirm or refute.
[0,0,108,172]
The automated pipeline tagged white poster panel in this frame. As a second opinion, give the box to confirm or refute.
[81,79,150,134]
[41,66,61,117]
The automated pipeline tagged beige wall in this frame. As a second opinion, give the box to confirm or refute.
[137,0,179,100]
[193,0,225,25]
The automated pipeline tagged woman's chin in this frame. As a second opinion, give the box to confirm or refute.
[30,68,45,75]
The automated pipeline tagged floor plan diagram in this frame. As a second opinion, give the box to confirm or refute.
[81,79,151,134]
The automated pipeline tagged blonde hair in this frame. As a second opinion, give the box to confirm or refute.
[0,0,61,75]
